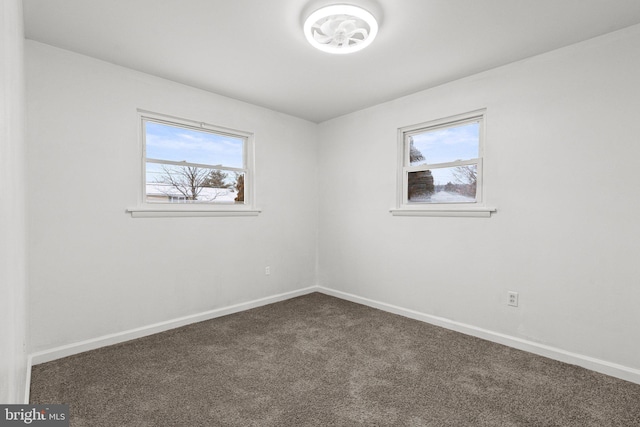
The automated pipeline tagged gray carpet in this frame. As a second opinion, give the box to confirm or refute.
[30,293,640,426]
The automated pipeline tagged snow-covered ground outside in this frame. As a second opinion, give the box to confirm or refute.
[146,183,238,203]
[409,191,475,203]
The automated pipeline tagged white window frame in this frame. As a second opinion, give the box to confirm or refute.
[391,109,495,217]
[127,110,260,217]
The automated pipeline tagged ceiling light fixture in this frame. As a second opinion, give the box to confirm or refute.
[304,4,378,54]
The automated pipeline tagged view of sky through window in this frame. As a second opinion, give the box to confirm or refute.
[408,121,479,185]
[143,120,246,203]
[145,121,244,168]
[410,121,479,166]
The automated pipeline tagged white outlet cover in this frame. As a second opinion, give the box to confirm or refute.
[508,291,519,307]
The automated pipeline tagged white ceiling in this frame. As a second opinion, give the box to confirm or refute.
[23,0,640,123]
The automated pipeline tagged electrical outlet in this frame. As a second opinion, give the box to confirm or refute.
[265,266,271,276]
[507,291,519,307]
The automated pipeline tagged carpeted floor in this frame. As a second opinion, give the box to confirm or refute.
[30,293,640,426]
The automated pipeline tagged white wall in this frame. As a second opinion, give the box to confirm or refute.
[26,41,318,354]
[0,0,28,403]
[318,25,640,373]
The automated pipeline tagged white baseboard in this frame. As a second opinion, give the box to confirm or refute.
[24,355,32,404]
[27,285,640,390]
[317,286,640,385]
[30,286,317,367]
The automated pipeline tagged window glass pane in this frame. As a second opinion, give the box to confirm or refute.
[145,121,244,168]
[409,121,479,166]
[145,162,243,204]
[408,164,477,203]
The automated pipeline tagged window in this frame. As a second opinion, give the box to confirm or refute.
[128,111,258,217]
[393,110,494,217]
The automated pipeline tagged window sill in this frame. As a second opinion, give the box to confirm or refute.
[390,206,496,217]
[127,206,261,218]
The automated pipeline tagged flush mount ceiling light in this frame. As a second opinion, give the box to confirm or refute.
[304,4,378,54]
